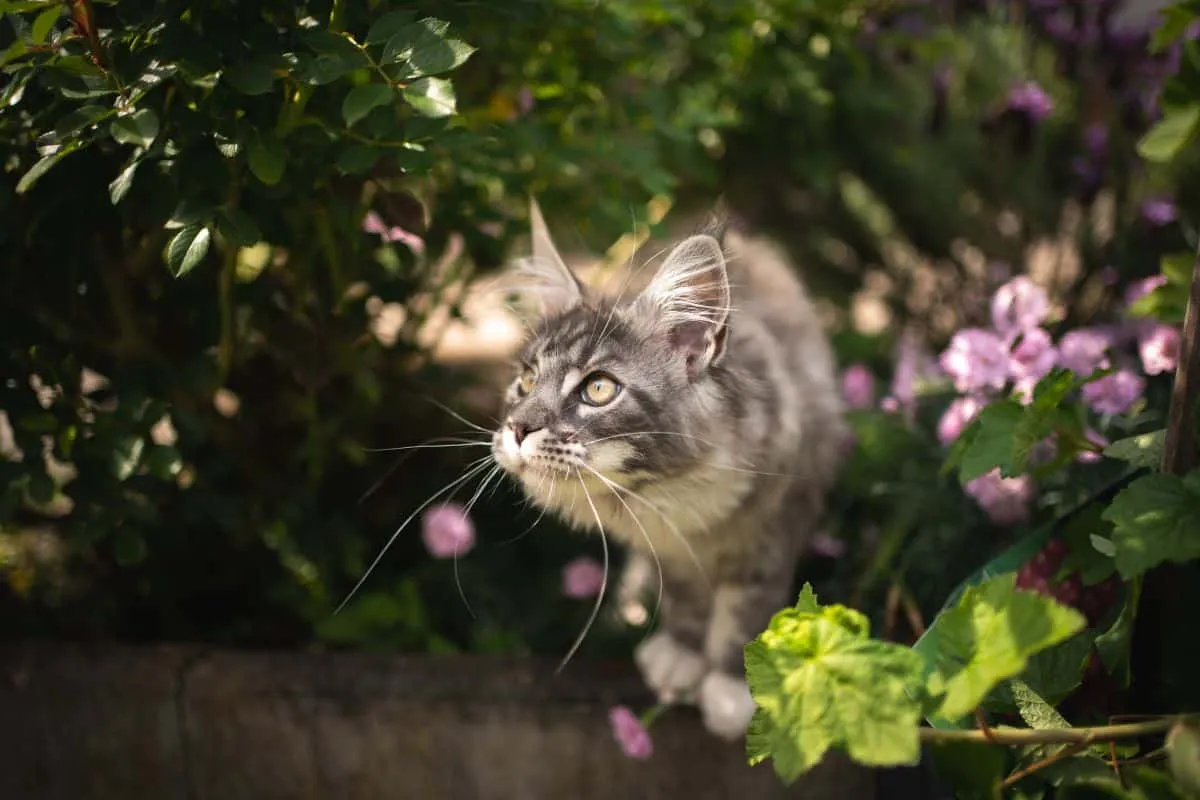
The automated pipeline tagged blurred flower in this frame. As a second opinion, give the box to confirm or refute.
[890,330,937,412]
[516,86,535,115]
[362,210,426,255]
[421,503,475,559]
[1125,275,1167,308]
[1138,323,1181,375]
[966,469,1034,527]
[1076,428,1109,464]
[1082,370,1145,415]
[1098,266,1119,286]
[841,364,876,410]
[609,706,653,759]
[1141,198,1178,226]
[937,396,984,446]
[992,276,1051,340]
[1084,122,1108,155]
[1008,328,1058,385]
[939,329,1010,393]
[880,396,901,413]
[1058,328,1112,377]
[807,532,846,559]
[562,556,605,599]
[1007,81,1054,121]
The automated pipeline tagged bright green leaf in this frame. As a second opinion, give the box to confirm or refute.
[109,155,141,204]
[1167,720,1200,799]
[382,18,474,76]
[166,225,211,277]
[794,582,820,615]
[1152,3,1200,53]
[342,83,395,127]
[744,596,926,783]
[403,76,456,117]
[222,62,277,95]
[110,108,159,148]
[216,207,261,247]
[1008,678,1069,730]
[246,132,286,185]
[1104,430,1166,469]
[110,436,145,481]
[1104,472,1200,579]
[959,401,1023,482]
[30,5,59,44]
[927,573,1087,722]
[1137,104,1200,163]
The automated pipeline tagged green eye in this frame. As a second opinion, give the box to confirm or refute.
[517,366,537,395]
[580,373,621,406]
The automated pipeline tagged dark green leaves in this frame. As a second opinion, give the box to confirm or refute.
[222,62,278,95]
[1104,430,1167,470]
[216,208,261,247]
[110,108,159,148]
[245,131,286,185]
[745,584,927,782]
[404,77,456,117]
[166,225,211,277]
[382,18,475,77]
[342,83,395,127]
[1103,471,1200,579]
[1137,104,1200,163]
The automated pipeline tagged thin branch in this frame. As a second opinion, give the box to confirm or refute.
[920,716,1178,746]
[1001,740,1091,789]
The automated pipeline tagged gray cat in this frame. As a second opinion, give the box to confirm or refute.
[492,200,847,740]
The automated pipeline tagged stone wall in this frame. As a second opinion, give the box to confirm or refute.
[0,644,881,800]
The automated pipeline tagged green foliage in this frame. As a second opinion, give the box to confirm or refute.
[1103,471,1200,579]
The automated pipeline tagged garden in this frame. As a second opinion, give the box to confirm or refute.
[4,0,1200,797]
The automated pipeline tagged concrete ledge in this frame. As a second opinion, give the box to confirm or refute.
[0,643,875,800]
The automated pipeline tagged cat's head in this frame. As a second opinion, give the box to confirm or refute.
[491,199,732,493]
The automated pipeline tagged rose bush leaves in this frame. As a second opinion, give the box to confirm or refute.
[1103,471,1200,579]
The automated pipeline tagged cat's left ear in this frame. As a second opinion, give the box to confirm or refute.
[638,234,731,379]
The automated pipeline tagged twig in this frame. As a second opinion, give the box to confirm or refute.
[920,716,1177,746]
[975,709,1000,744]
[1001,740,1091,789]
[1109,739,1123,785]
[898,583,926,636]
[1162,240,1200,476]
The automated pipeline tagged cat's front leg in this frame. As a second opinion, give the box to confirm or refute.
[633,570,711,704]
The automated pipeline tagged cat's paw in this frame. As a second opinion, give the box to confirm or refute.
[698,670,756,741]
[634,631,707,704]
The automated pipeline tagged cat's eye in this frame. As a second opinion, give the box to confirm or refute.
[516,366,538,395]
[580,373,621,406]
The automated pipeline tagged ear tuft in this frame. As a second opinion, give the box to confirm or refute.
[511,197,585,317]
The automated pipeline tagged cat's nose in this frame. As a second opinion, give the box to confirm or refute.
[511,422,543,446]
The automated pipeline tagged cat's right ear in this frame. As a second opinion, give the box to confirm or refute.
[512,197,585,317]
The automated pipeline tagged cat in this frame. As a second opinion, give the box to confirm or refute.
[491,199,847,740]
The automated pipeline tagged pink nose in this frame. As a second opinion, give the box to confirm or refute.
[511,423,541,446]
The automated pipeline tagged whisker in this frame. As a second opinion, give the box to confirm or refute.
[418,396,498,434]
[453,463,505,619]
[336,456,494,614]
[556,470,610,675]
[361,438,491,454]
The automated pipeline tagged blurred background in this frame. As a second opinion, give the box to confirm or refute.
[0,0,1194,713]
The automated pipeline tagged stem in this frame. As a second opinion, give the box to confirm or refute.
[1162,238,1200,476]
[1000,740,1091,789]
[920,716,1178,746]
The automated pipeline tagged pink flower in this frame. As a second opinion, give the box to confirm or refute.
[880,396,901,413]
[1008,328,1057,384]
[1058,328,1112,377]
[1007,81,1054,121]
[992,277,1051,339]
[939,329,1010,394]
[841,364,876,410]
[421,503,476,559]
[937,396,985,446]
[1076,428,1109,464]
[608,706,653,759]
[1141,198,1178,226]
[1082,370,1145,416]
[889,331,937,412]
[807,532,847,559]
[562,556,605,599]
[965,469,1034,527]
[1138,324,1180,375]
[362,211,426,255]
[1125,276,1167,308]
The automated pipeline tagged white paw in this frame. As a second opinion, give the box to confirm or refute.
[699,671,756,741]
[634,631,707,704]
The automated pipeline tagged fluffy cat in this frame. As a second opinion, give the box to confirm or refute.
[492,199,847,740]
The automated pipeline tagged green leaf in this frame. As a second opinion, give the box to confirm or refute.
[16,147,72,193]
[222,62,277,95]
[110,436,145,481]
[245,132,286,185]
[114,529,148,566]
[366,11,415,44]
[794,582,820,615]
[382,18,475,76]
[110,108,159,147]
[1094,579,1139,687]
[1152,3,1200,53]
[1137,104,1200,163]
[744,593,926,783]
[335,143,382,174]
[928,740,1008,800]
[166,225,211,277]
[1008,678,1069,730]
[142,444,182,480]
[342,83,395,127]
[1104,430,1166,469]
[959,401,1025,482]
[26,469,55,504]
[30,5,59,44]
[926,573,1087,722]
[216,207,261,247]
[402,76,456,117]
[1103,472,1200,579]
[1167,720,1200,799]
[109,155,141,204]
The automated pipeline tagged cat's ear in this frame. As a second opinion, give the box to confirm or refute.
[512,197,585,317]
[638,234,731,379]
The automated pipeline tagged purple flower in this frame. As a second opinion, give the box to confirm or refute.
[516,86,535,115]
[1082,370,1145,416]
[362,210,426,255]
[939,329,1010,394]
[1141,198,1178,226]
[889,331,936,412]
[807,532,847,559]
[965,469,1034,527]
[992,277,1051,340]
[841,364,876,410]
[937,396,985,446]
[1084,123,1108,155]
[609,706,653,759]
[562,556,605,599]
[1125,275,1167,308]
[421,503,476,559]
[1008,328,1058,384]
[880,396,901,413]
[1076,428,1109,464]
[1007,81,1054,121]
[1058,328,1112,377]
[1138,323,1181,375]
